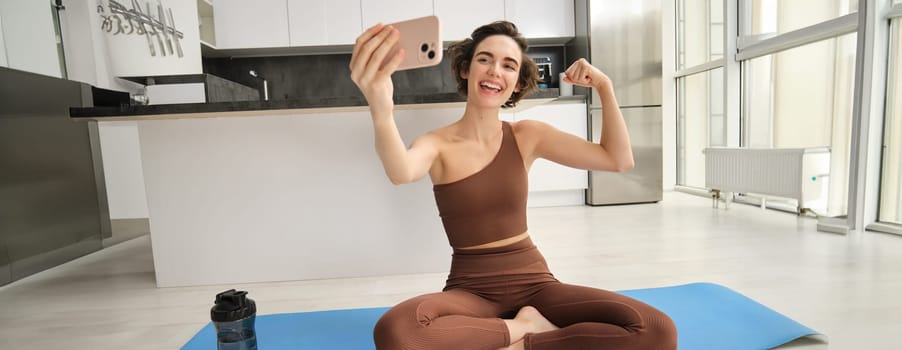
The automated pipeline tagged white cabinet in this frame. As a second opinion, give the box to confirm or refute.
[197,0,215,47]
[433,0,505,42]
[504,0,575,38]
[288,0,362,46]
[0,14,7,67]
[0,0,61,77]
[145,84,207,105]
[214,0,290,49]
[514,103,588,196]
[361,0,433,27]
[210,0,575,50]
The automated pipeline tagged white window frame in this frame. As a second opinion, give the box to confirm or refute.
[866,2,902,235]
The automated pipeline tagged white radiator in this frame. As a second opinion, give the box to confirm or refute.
[704,147,830,213]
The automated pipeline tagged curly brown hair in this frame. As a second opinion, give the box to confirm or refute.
[446,21,539,109]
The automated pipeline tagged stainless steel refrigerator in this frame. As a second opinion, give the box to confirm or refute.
[568,0,663,205]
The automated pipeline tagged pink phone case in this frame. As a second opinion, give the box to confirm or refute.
[384,16,443,71]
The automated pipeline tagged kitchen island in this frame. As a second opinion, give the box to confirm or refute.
[71,91,587,287]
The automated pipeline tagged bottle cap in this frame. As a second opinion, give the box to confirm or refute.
[211,289,257,322]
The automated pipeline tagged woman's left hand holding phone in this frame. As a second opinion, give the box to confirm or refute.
[350,24,405,119]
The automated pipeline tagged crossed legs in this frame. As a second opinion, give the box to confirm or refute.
[373,289,510,350]
[520,283,677,350]
[373,283,677,350]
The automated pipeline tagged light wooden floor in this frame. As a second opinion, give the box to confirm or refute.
[1,192,900,349]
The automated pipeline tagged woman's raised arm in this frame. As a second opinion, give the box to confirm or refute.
[350,24,439,185]
[525,59,634,172]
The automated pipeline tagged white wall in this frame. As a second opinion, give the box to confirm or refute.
[99,122,150,219]
[0,0,61,77]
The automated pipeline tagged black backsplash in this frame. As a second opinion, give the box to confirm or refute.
[202,46,565,101]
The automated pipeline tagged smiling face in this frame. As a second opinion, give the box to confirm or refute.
[461,35,524,109]
[447,21,539,108]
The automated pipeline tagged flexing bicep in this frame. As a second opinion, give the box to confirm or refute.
[527,120,632,172]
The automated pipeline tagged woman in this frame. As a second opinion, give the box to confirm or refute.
[350,20,677,350]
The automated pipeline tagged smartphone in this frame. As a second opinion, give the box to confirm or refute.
[383,15,443,71]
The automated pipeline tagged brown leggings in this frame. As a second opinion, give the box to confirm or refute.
[373,238,677,350]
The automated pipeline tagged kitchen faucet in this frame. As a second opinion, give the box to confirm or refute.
[249,70,269,101]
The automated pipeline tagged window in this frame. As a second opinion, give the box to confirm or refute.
[879,19,902,225]
[675,0,899,232]
[749,0,857,36]
[744,33,857,216]
[677,0,725,189]
[678,0,723,70]
[678,68,724,188]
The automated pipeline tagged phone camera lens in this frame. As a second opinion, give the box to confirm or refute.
[420,43,429,52]
[428,50,436,59]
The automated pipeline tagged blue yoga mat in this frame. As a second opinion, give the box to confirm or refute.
[182,282,824,350]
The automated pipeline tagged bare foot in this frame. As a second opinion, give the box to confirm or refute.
[500,307,558,350]
[515,306,559,333]
[499,339,524,350]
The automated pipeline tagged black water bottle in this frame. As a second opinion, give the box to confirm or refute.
[211,289,257,350]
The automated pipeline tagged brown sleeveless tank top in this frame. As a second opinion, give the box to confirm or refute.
[432,121,528,248]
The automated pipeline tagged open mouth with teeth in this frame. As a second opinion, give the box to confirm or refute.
[479,81,504,94]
